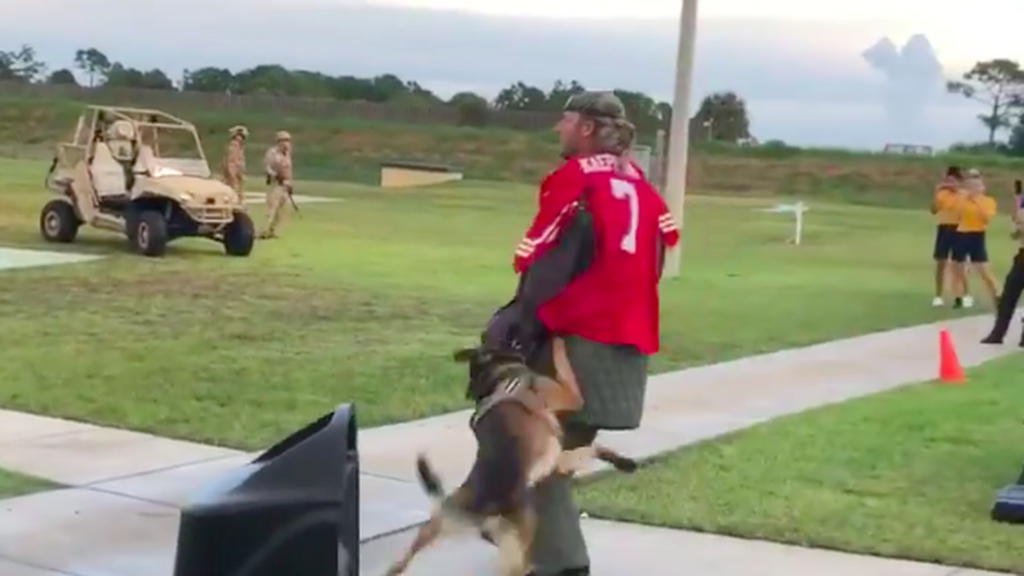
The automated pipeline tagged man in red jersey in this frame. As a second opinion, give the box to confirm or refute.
[480,91,679,576]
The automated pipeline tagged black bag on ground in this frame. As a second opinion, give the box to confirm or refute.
[990,464,1024,524]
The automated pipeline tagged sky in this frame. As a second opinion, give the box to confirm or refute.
[375,0,1019,65]
[1,0,1022,149]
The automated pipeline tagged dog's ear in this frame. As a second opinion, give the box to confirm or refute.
[453,347,480,363]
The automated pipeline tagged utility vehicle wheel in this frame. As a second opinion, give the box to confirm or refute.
[222,211,255,257]
[129,210,169,257]
[39,200,80,243]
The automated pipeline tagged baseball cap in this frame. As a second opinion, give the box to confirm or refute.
[564,91,626,120]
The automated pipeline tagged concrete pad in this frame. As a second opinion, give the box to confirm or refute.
[588,411,763,465]
[359,414,477,485]
[0,313,1016,576]
[87,453,254,505]
[359,474,432,540]
[0,474,432,576]
[358,314,1016,484]
[91,456,433,541]
[0,488,178,576]
[0,247,103,272]
[359,519,985,576]
[0,426,239,485]
[360,528,492,576]
[243,192,341,205]
[0,409,97,444]
[0,558,70,576]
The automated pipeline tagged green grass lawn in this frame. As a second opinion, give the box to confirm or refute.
[0,469,54,498]
[578,354,1024,573]
[0,157,993,449]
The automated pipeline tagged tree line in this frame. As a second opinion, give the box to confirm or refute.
[0,44,756,143]
[8,44,1024,155]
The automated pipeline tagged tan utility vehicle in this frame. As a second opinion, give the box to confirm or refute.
[40,105,254,257]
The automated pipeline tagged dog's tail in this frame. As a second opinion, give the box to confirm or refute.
[415,454,447,500]
[595,445,639,473]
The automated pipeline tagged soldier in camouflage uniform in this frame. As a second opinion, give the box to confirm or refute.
[482,91,678,576]
[221,125,248,205]
[982,182,1024,346]
[260,130,293,239]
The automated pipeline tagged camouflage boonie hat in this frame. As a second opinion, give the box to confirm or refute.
[106,120,136,140]
[229,125,248,138]
[275,130,291,141]
[564,91,627,120]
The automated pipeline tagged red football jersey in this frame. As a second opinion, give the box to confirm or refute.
[513,153,680,354]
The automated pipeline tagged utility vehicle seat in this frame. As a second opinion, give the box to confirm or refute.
[89,142,129,198]
[133,144,159,176]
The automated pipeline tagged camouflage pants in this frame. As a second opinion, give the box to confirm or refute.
[531,335,649,430]
[530,422,597,575]
[528,336,648,574]
[263,185,289,237]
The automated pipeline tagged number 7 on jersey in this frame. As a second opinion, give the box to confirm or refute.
[610,178,639,254]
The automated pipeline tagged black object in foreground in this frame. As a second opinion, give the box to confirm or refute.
[991,466,1024,524]
[172,404,360,576]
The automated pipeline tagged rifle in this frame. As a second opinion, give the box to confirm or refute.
[1012,180,1023,240]
[286,185,301,216]
[44,155,58,187]
[267,174,301,216]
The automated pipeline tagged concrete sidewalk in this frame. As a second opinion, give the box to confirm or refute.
[359,519,997,576]
[0,313,1016,575]
[242,191,342,204]
[0,247,104,272]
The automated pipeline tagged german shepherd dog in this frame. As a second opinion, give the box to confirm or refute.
[383,338,639,576]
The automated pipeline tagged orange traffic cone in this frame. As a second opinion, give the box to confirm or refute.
[938,329,965,384]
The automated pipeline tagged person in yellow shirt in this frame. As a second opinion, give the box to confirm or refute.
[930,166,966,306]
[950,169,1000,308]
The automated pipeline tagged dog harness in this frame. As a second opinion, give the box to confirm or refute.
[469,375,557,434]
[468,338,580,434]
[470,376,523,428]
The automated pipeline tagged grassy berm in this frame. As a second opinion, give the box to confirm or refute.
[2,95,1024,204]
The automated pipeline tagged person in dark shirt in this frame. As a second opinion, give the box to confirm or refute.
[981,180,1024,345]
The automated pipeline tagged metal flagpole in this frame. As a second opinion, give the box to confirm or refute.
[661,0,699,278]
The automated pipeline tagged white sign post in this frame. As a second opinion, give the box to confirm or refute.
[661,0,700,278]
[757,202,809,245]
